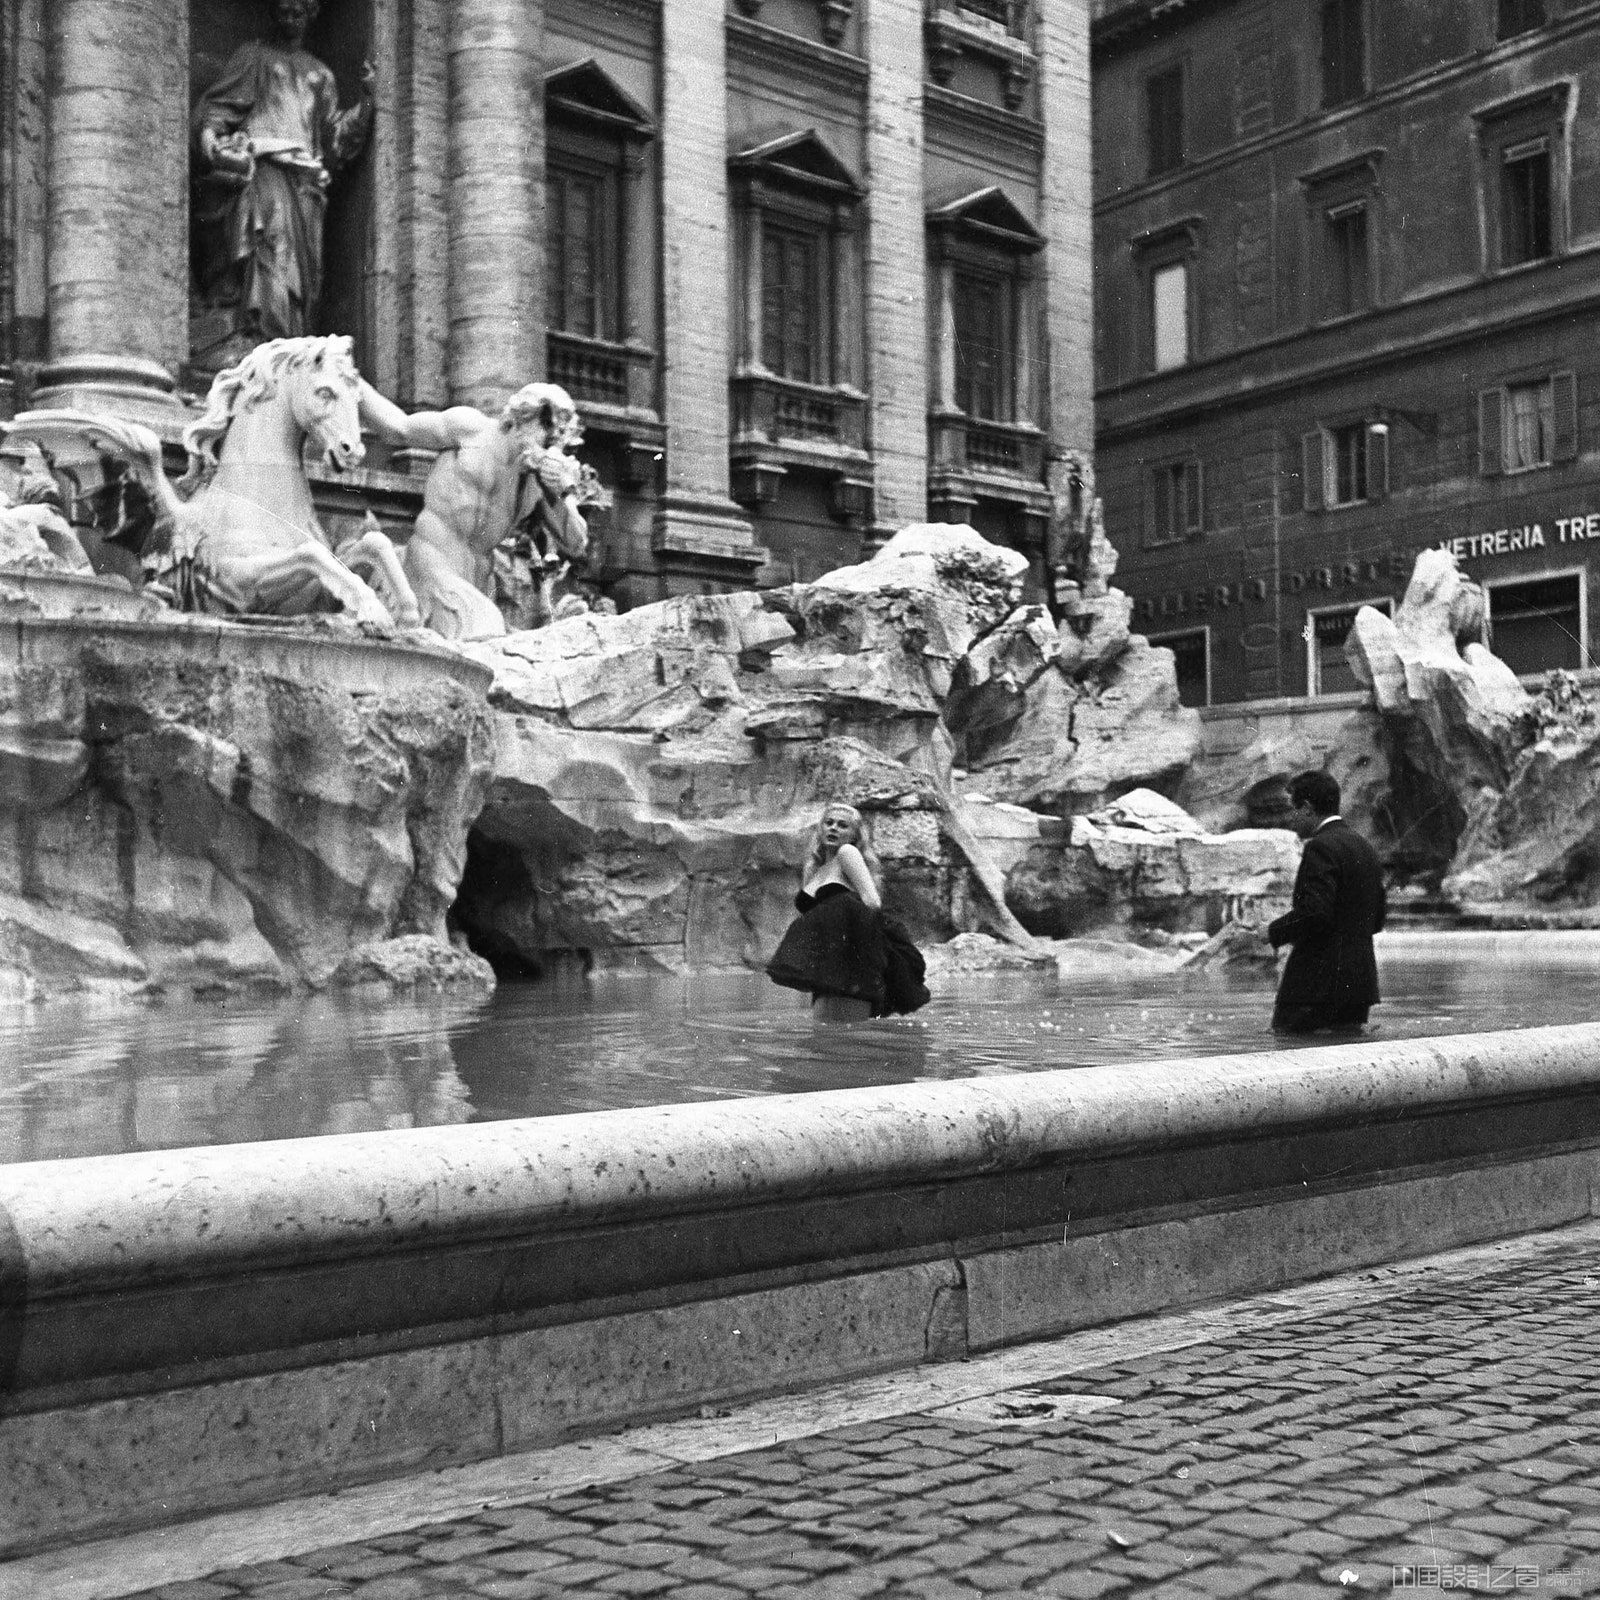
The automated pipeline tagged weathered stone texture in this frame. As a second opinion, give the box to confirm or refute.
[461,525,1215,971]
[39,0,188,403]
[864,0,928,534]
[447,0,545,409]
[0,618,495,998]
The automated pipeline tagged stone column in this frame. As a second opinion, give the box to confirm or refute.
[447,0,544,411]
[652,0,763,585]
[34,0,188,419]
[405,0,451,408]
[1039,0,1095,525]
[863,0,927,545]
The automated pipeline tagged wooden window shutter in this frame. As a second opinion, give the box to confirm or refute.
[1302,430,1325,511]
[1479,387,1504,476]
[1183,459,1205,536]
[1553,370,1579,462]
[1365,423,1389,500]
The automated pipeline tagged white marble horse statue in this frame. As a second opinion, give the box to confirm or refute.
[9,336,419,627]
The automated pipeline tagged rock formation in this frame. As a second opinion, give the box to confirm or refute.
[0,615,495,1000]
[1443,671,1600,912]
[1001,789,1297,941]
[460,525,1204,974]
[1343,547,1534,879]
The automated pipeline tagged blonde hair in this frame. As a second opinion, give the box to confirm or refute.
[803,802,885,897]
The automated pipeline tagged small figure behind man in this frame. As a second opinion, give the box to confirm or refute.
[1267,770,1387,1035]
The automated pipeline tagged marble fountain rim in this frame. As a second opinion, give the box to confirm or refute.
[0,604,495,695]
[5,1019,1600,1296]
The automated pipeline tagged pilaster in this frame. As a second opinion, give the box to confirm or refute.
[447,0,545,411]
[863,0,927,547]
[651,1,763,582]
[33,0,188,418]
[1039,0,1095,515]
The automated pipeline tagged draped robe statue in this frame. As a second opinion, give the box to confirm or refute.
[192,0,373,344]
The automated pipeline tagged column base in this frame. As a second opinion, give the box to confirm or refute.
[652,495,770,587]
[30,354,186,426]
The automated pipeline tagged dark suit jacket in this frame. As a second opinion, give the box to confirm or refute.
[1268,819,1387,1013]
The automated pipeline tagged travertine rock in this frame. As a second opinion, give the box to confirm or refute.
[1006,815,1297,940]
[1343,548,1534,876]
[0,616,495,999]
[960,636,1200,813]
[1444,672,1600,908]
[462,524,1203,970]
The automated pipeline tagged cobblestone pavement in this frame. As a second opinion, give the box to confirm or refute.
[120,1234,1600,1598]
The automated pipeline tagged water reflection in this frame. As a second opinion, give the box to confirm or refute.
[5,948,1600,1164]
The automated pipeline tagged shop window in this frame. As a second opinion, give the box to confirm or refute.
[1150,627,1210,707]
[1146,458,1204,547]
[1476,86,1569,273]
[1498,0,1546,41]
[1302,420,1388,510]
[1146,64,1184,178]
[1309,599,1391,696]
[1479,372,1576,474]
[1487,572,1584,674]
[1320,0,1366,109]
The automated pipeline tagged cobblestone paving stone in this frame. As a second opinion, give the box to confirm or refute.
[129,1241,1600,1598]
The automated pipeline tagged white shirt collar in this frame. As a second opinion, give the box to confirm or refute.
[1315,814,1343,831]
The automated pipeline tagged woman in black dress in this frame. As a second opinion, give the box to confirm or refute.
[766,802,930,1022]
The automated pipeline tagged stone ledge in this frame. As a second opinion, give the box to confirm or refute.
[6,1023,1600,1553]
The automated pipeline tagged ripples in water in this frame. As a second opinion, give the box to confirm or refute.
[3,947,1598,1164]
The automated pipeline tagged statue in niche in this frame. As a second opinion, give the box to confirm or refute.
[357,381,598,641]
[192,0,374,350]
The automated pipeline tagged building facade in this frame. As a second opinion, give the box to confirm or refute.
[1094,0,1600,705]
[0,0,1093,611]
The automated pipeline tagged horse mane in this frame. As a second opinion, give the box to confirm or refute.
[178,335,358,494]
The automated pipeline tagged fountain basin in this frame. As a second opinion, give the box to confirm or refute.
[0,611,496,997]
[4,1021,1599,1554]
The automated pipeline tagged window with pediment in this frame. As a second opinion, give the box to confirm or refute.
[544,59,657,454]
[729,131,870,520]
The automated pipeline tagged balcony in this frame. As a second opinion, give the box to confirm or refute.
[730,371,873,522]
[547,332,664,489]
[925,0,1036,108]
[927,411,1050,536]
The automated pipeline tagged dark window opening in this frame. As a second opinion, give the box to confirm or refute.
[1320,0,1366,108]
[954,270,1010,421]
[1146,65,1185,178]
[761,227,822,383]
[1330,421,1368,505]
[1147,458,1203,546]
[548,164,616,340]
[1323,203,1370,317]
[1501,140,1553,265]
[1497,0,1546,41]
[1488,574,1583,674]
[1153,629,1209,707]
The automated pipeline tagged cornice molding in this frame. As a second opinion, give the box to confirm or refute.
[726,14,868,99]
[1096,5,1600,219]
[924,83,1044,164]
[1096,245,1600,442]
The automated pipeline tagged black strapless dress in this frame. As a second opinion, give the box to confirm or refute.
[766,883,930,1017]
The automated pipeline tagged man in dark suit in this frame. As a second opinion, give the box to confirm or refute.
[1268,770,1387,1034]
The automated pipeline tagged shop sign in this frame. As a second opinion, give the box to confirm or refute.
[1439,525,1546,561]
